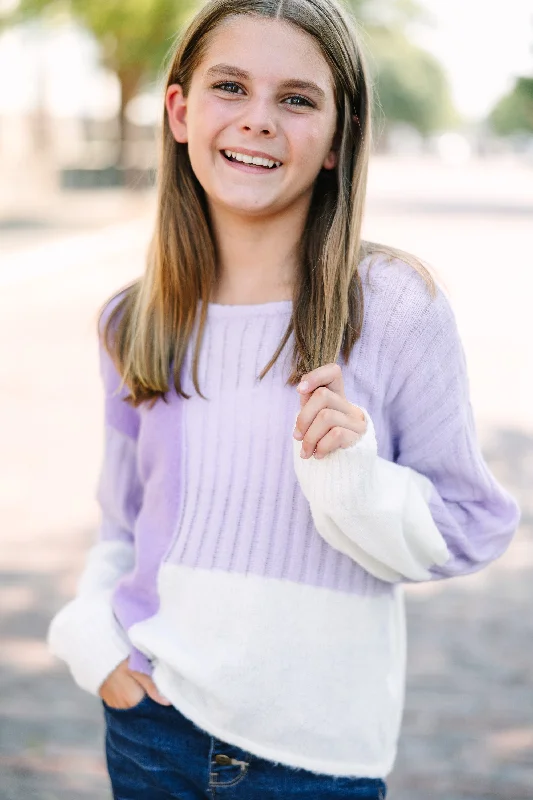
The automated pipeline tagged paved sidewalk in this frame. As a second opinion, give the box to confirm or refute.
[0,157,531,799]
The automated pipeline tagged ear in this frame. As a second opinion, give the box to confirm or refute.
[322,149,337,170]
[322,127,341,170]
[166,83,188,143]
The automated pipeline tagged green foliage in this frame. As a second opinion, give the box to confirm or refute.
[488,77,533,136]
[349,0,457,136]
[350,0,427,28]
[13,0,196,73]
[366,28,457,135]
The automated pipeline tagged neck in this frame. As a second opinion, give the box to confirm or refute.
[207,197,310,305]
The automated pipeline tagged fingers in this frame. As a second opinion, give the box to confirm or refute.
[297,363,344,408]
[98,660,171,710]
[294,386,347,439]
[311,422,361,459]
[294,364,366,458]
[99,670,146,710]
[296,406,364,459]
[131,671,172,706]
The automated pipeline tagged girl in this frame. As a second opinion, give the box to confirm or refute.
[48,0,521,797]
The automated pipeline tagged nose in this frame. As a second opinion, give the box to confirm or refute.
[240,99,276,137]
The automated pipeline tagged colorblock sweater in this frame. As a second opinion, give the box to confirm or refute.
[48,254,520,778]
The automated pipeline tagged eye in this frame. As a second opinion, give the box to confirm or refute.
[213,81,244,94]
[283,95,314,108]
[212,82,314,108]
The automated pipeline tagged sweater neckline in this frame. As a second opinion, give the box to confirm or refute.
[198,298,293,318]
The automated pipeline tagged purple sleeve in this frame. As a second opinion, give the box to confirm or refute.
[387,285,521,581]
[97,294,151,673]
[97,293,143,542]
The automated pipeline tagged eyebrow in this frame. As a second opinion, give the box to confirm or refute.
[205,63,326,102]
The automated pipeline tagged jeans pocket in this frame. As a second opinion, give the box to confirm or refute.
[102,693,152,714]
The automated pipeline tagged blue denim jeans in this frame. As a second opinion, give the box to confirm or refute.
[104,695,387,799]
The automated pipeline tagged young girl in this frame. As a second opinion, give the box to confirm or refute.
[48,0,521,797]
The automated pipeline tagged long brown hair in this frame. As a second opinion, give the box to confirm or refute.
[100,0,436,407]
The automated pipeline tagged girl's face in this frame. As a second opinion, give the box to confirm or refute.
[166,15,338,219]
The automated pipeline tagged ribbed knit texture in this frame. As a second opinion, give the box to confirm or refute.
[168,297,391,595]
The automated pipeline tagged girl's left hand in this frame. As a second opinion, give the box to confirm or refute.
[293,364,367,459]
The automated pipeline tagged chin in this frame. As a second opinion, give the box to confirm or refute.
[215,194,281,216]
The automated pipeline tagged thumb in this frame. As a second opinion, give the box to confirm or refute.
[131,671,172,706]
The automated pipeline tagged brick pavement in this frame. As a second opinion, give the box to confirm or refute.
[1,158,532,799]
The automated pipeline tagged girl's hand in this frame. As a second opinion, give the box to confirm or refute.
[293,363,366,459]
[99,658,171,709]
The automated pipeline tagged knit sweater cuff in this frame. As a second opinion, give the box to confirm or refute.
[47,591,131,695]
[293,405,450,581]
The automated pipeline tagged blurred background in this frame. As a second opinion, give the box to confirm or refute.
[0,0,532,798]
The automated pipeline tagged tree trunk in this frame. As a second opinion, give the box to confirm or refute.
[117,65,144,172]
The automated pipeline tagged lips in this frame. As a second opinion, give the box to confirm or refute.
[220,150,282,173]
[221,149,282,168]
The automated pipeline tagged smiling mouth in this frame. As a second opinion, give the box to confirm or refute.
[221,150,282,170]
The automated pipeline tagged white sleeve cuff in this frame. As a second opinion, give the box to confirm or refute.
[293,405,450,581]
[47,540,135,694]
[47,591,131,695]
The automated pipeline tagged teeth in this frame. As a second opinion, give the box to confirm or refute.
[224,150,281,168]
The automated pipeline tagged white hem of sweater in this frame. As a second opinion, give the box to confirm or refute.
[128,563,406,779]
[153,662,396,778]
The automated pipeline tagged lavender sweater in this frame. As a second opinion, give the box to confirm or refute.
[48,254,520,778]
